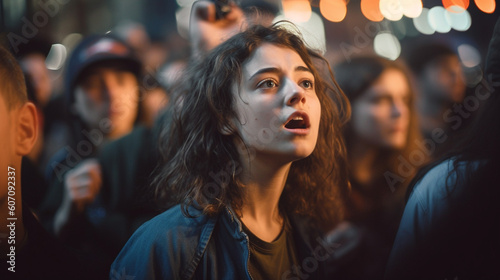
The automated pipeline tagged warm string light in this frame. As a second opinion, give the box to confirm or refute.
[279,0,490,24]
[282,0,312,22]
[442,0,470,12]
[379,0,404,21]
[401,0,423,18]
[474,0,496,13]
[320,0,347,22]
[378,0,423,21]
[361,0,384,22]
[275,0,485,61]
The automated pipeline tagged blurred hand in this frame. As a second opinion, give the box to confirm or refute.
[54,158,102,236]
[64,158,102,212]
[189,0,246,59]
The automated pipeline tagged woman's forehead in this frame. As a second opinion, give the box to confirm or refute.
[242,43,309,75]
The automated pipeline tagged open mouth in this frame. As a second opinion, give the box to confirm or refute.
[284,112,310,131]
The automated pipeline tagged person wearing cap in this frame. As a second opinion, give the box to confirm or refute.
[38,34,142,279]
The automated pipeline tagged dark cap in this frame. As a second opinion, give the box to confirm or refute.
[65,34,141,104]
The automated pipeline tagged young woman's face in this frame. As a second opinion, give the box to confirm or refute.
[351,68,410,149]
[232,43,321,163]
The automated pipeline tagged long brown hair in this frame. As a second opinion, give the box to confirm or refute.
[154,23,350,229]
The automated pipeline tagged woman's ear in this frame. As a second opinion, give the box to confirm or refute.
[15,102,38,156]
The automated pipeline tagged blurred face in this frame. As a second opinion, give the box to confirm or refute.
[233,43,321,164]
[73,66,139,139]
[351,68,410,149]
[421,55,465,103]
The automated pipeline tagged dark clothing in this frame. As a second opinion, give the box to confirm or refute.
[39,125,159,279]
[334,177,405,280]
[386,17,500,280]
[112,205,336,279]
[0,204,87,280]
[242,218,299,280]
[21,157,49,211]
[385,159,500,280]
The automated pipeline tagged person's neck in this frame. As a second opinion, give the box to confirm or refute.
[0,165,26,256]
[350,141,380,186]
[238,156,291,242]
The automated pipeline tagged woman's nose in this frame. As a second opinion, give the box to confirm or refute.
[285,79,306,106]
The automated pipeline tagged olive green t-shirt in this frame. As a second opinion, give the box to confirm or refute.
[241,219,299,280]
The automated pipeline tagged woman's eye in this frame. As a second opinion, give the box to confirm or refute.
[258,79,278,89]
[372,96,391,104]
[301,80,314,89]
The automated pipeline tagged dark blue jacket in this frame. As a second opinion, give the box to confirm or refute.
[110,204,337,279]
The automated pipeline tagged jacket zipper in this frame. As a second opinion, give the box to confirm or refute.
[225,206,254,280]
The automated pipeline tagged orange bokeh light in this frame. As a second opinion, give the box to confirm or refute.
[475,0,496,13]
[442,0,470,12]
[361,0,384,22]
[282,0,312,22]
[320,0,347,22]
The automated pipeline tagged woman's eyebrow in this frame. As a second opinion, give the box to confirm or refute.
[249,65,312,80]
[295,66,312,74]
[249,67,280,80]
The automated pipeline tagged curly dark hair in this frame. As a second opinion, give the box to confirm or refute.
[154,23,351,229]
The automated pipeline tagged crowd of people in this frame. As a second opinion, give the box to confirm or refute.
[1,1,498,279]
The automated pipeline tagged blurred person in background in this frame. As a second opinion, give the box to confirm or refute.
[404,42,466,158]
[332,56,424,280]
[113,21,170,127]
[385,18,500,280]
[39,34,142,279]
[17,38,54,110]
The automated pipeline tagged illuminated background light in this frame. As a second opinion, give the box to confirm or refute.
[428,6,452,33]
[442,0,470,12]
[176,0,194,7]
[413,8,435,34]
[380,0,404,21]
[374,32,401,60]
[282,0,312,23]
[320,0,347,23]
[274,12,326,54]
[361,0,384,22]
[401,0,423,18]
[445,7,472,31]
[175,5,191,39]
[45,44,67,71]
[458,44,481,67]
[62,33,83,52]
[475,0,496,13]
